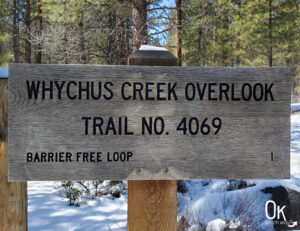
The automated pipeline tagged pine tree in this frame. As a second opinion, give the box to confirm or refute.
[25,0,31,63]
[176,0,182,66]
[35,0,42,63]
[132,0,148,51]
[0,0,12,65]
[12,0,20,63]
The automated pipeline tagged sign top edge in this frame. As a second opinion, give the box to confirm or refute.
[8,63,293,72]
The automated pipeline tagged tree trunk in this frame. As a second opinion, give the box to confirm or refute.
[25,0,31,63]
[221,8,229,66]
[176,0,182,66]
[236,0,241,66]
[107,11,116,65]
[117,19,127,65]
[79,10,86,64]
[124,20,131,64]
[62,0,68,64]
[132,0,147,52]
[268,0,273,67]
[35,0,42,64]
[12,0,19,63]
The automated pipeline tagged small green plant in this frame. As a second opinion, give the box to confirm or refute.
[61,181,82,206]
[92,180,103,196]
[109,180,121,186]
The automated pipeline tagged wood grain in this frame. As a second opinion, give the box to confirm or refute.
[0,79,27,230]
[128,180,177,231]
[8,64,291,180]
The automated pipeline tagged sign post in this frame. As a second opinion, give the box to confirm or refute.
[0,77,27,231]
[127,49,178,231]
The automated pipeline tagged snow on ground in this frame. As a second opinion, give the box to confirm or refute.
[292,103,300,112]
[178,180,274,230]
[206,219,226,231]
[291,110,300,180]
[28,181,127,231]
[28,104,300,230]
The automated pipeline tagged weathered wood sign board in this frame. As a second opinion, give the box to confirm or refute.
[8,64,291,180]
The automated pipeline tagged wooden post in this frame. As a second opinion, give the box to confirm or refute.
[128,49,177,231]
[0,78,27,230]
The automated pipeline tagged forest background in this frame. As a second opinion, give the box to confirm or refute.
[0,0,299,99]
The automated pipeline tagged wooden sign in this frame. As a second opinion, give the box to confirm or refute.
[8,64,291,180]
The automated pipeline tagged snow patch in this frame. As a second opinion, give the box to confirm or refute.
[229,219,241,229]
[139,45,168,51]
[28,181,127,231]
[187,224,203,231]
[206,219,226,231]
[291,103,300,112]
